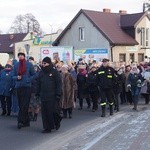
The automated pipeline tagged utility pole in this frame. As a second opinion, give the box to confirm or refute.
[27,22,30,33]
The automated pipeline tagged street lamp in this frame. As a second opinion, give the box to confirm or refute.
[24,44,30,60]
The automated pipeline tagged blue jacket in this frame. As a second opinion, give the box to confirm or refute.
[12,61,36,88]
[0,69,13,96]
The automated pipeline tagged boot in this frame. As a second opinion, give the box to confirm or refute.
[63,109,67,118]
[33,113,38,121]
[133,103,137,111]
[29,112,33,121]
[110,105,113,116]
[101,106,106,117]
[1,110,6,116]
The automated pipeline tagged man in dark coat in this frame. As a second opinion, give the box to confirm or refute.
[36,57,62,133]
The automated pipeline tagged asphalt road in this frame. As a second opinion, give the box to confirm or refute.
[0,98,150,150]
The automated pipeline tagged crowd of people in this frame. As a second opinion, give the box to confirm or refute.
[0,52,150,133]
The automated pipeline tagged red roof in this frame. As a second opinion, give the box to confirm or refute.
[53,9,149,46]
[0,33,27,53]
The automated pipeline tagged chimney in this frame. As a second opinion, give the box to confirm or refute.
[119,10,127,14]
[103,8,111,13]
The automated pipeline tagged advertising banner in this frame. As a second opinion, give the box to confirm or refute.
[40,46,73,63]
[74,48,108,62]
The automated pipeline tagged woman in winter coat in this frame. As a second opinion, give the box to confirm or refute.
[140,64,150,104]
[125,65,133,105]
[0,64,13,116]
[77,65,91,110]
[113,69,124,112]
[127,65,143,110]
[60,65,77,118]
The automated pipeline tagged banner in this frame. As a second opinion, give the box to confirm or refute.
[40,46,73,63]
[74,48,108,62]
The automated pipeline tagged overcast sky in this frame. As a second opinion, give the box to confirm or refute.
[0,0,146,34]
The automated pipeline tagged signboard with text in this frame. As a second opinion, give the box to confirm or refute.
[74,48,108,62]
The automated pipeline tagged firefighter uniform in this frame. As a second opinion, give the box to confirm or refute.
[97,60,115,117]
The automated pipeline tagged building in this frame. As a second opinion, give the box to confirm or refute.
[0,33,28,65]
[14,29,62,63]
[53,9,150,64]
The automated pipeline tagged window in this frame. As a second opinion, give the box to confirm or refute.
[79,27,85,41]
[119,53,126,62]
[146,28,149,46]
[138,53,144,63]
[140,27,145,46]
[130,53,135,63]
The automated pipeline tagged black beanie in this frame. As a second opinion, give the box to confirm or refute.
[18,52,25,57]
[5,64,13,69]
[42,57,51,64]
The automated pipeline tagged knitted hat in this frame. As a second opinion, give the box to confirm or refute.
[29,56,34,61]
[18,52,25,57]
[42,57,52,64]
[5,64,12,69]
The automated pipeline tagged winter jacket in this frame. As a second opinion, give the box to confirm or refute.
[12,61,36,88]
[36,67,62,101]
[96,65,115,89]
[0,69,13,96]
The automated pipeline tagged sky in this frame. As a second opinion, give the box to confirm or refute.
[0,0,147,34]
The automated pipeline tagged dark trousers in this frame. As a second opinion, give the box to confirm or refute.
[62,108,72,117]
[79,98,91,108]
[16,87,31,124]
[0,95,12,113]
[120,84,126,104]
[100,88,114,105]
[125,91,133,104]
[113,93,120,111]
[90,93,98,110]
[141,94,150,104]
[41,100,62,130]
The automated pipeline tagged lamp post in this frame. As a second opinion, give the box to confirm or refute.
[24,44,30,60]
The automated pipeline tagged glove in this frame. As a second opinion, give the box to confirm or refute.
[35,95,40,101]
[137,80,142,87]
[56,95,61,102]
[127,84,131,91]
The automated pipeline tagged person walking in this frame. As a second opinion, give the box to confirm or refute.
[36,57,62,133]
[60,64,77,119]
[0,64,13,116]
[96,58,115,117]
[12,52,36,129]
[77,65,91,110]
[86,66,99,112]
[127,64,143,111]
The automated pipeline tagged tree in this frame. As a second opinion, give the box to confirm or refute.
[8,13,43,35]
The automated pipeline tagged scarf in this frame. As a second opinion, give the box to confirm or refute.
[18,59,26,75]
[78,68,87,76]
